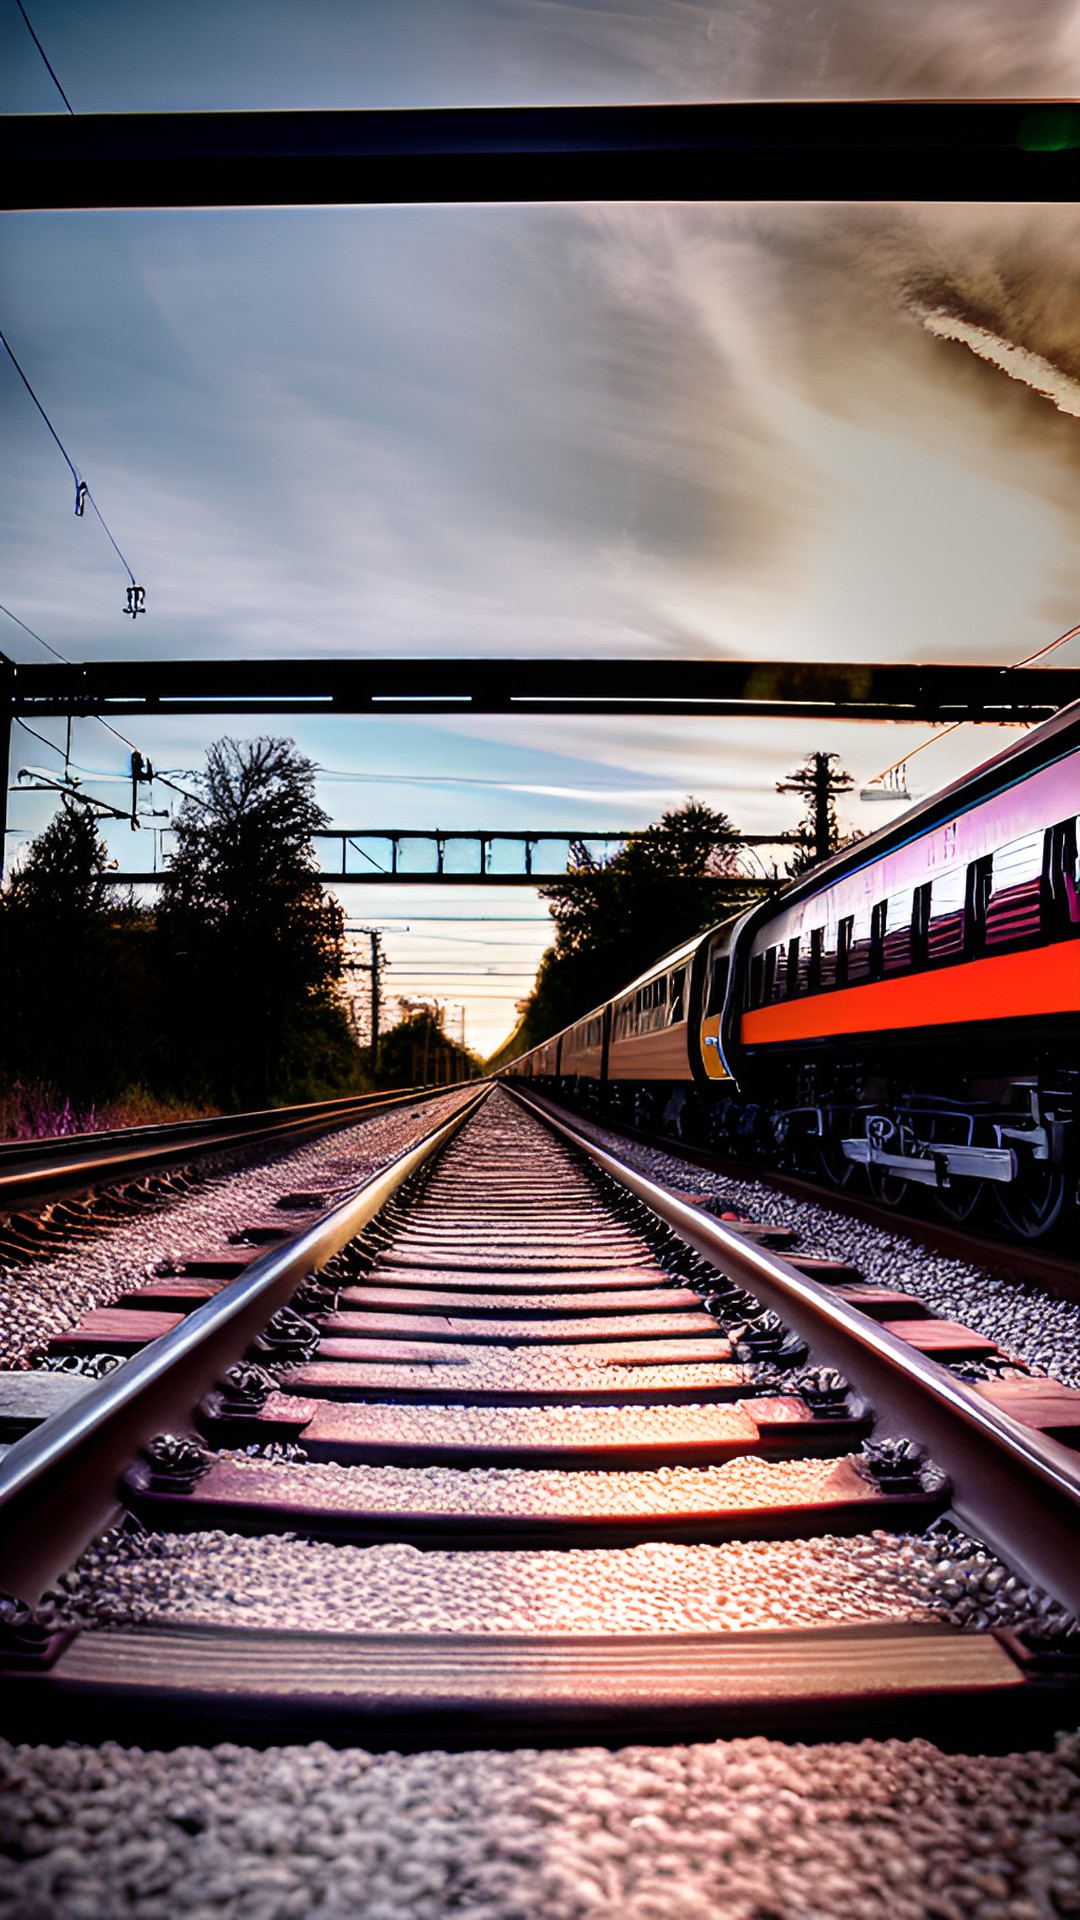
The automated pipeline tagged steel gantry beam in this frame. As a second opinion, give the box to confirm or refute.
[4,658,1077,724]
[100,827,798,890]
[3,101,1079,211]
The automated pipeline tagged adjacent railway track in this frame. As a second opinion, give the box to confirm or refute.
[0,1084,467,1214]
[1,1080,1077,1765]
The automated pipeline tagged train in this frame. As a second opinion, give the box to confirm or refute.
[504,700,1080,1242]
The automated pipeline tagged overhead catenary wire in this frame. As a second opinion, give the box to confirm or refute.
[0,330,144,605]
[0,603,141,754]
[13,714,66,760]
[865,621,1080,790]
[13,0,74,114]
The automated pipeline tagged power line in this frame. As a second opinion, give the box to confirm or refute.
[0,330,145,611]
[865,621,1080,791]
[0,599,66,663]
[0,602,141,754]
[13,715,65,759]
[13,0,74,114]
[346,916,551,924]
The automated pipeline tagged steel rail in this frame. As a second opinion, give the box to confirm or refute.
[509,1086,1080,1615]
[0,1084,491,1604]
[0,1085,470,1210]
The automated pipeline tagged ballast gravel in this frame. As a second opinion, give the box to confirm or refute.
[44,1523,1065,1641]
[583,1118,1080,1389]
[2,1733,1077,1920]
[289,1354,755,1394]
[0,1092,472,1370]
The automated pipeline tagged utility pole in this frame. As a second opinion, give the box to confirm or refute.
[368,929,381,1073]
[343,927,384,1072]
[777,752,855,867]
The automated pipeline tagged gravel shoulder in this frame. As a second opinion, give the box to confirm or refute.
[0,1093,472,1371]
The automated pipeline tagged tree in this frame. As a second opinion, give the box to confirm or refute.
[511,798,756,1051]
[0,800,157,1114]
[157,736,359,1106]
[777,752,857,875]
[378,1003,478,1087]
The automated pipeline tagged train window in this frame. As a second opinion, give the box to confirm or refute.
[799,927,823,993]
[912,884,931,966]
[881,887,916,974]
[762,946,778,1003]
[818,925,837,990]
[706,953,729,1014]
[869,901,887,978]
[845,909,873,983]
[927,866,967,961]
[748,952,764,1008]
[785,936,800,996]
[836,916,852,988]
[668,966,687,1023]
[983,832,1044,949]
[1046,817,1080,934]
[768,943,788,1002]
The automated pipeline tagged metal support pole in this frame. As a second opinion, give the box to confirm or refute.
[369,931,381,1074]
[0,662,12,883]
[814,752,831,863]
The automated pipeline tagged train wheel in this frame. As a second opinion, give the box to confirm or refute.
[816,1136,858,1190]
[993,1166,1067,1241]
[933,1180,986,1225]
[867,1166,910,1208]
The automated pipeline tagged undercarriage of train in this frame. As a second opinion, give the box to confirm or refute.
[540,1057,1077,1244]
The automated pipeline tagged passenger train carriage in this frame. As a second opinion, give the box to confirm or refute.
[506,701,1080,1241]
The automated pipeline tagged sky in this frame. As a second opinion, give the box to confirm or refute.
[3,1,1080,1054]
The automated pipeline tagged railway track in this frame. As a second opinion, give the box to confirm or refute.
[0,1084,464,1215]
[1,1083,1079,1911]
[536,1098,1080,1302]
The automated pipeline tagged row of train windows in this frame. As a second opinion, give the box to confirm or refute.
[747,816,1080,1010]
[613,965,687,1039]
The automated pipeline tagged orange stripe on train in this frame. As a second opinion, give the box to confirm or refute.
[739,940,1080,1048]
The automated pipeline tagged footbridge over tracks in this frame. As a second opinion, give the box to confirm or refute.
[100,829,798,890]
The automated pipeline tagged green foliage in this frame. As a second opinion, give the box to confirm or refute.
[508,798,757,1055]
[157,737,362,1106]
